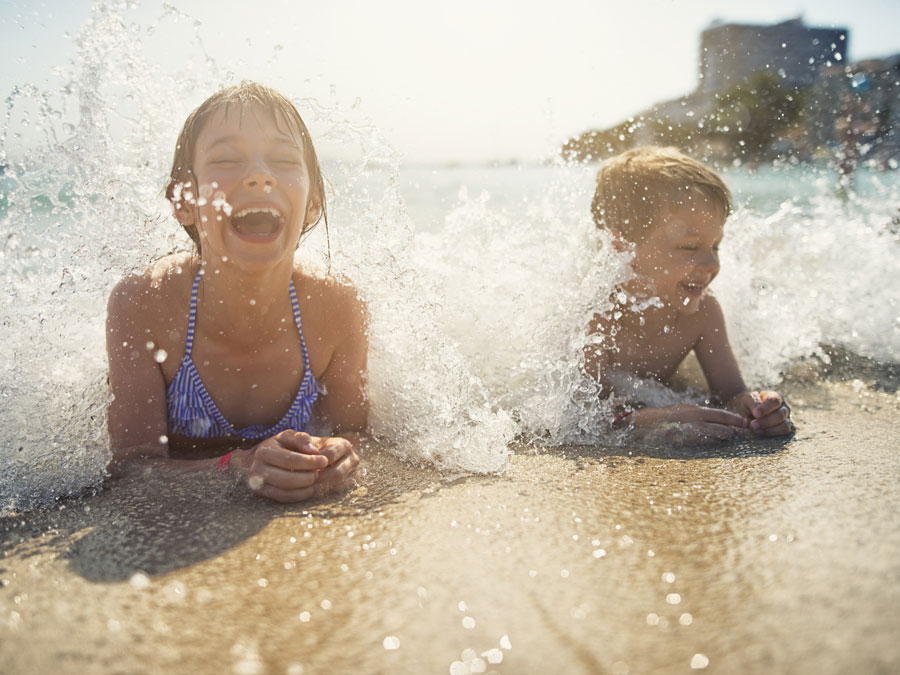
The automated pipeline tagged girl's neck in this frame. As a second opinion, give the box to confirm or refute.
[193,257,298,345]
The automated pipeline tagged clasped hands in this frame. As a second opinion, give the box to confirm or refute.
[231,430,361,503]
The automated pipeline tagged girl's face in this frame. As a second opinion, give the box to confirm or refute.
[628,203,724,316]
[183,104,319,272]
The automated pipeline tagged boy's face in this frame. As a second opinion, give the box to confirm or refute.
[628,202,725,315]
[182,104,319,270]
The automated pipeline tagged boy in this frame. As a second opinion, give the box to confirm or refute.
[585,147,792,440]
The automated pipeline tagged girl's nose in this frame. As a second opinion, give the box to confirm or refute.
[243,163,276,190]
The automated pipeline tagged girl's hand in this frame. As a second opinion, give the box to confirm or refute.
[234,430,361,503]
[235,430,329,503]
[310,435,361,496]
[728,391,794,436]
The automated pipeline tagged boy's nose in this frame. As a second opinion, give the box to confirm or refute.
[698,249,719,272]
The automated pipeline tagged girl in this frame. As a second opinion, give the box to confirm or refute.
[106,83,366,503]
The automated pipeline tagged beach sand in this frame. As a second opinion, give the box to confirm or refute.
[2,368,899,674]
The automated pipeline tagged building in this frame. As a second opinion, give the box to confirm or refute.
[698,17,848,93]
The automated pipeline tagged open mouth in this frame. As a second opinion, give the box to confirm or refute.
[680,282,706,297]
[230,207,285,237]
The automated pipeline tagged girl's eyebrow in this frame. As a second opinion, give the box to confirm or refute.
[203,135,298,151]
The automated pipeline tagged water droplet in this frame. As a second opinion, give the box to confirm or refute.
[458,600,468,611]
[154,349,167,363]
[690,653,709,669]
[482,648,503,664]
[129,572,150,590]
[666,593,682,605]
[298,611,311,622]
[662,572,675,583]
[499,635,512,650]
[462,616,476,629]
[320,599,332,610]
[382,636,400,650]
[646,613,660,626]
[592,549,607,559]
[680,613,693,625]
[449,661,468,675]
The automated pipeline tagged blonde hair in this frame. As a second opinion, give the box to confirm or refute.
[165,82,327,255]
[591,146,732,241]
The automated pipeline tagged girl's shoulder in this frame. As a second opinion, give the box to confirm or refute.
[292,266,367,333]
[107,253,196,323]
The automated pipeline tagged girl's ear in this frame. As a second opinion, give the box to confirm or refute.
[305,200,323,225]
[173,203,195,227]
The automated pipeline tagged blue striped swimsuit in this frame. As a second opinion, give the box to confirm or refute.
[166,270,318,439]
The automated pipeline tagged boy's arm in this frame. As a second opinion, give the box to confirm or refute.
[694,296,793,436]
[583,312,613,393]
[693,295,746,404]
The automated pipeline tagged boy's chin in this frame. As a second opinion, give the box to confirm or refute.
[673,297,703,315]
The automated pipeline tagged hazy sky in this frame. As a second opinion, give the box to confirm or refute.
[2,0,899,164]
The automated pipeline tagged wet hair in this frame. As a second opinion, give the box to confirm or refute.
[591,146,732,242]
[165,81,327,255]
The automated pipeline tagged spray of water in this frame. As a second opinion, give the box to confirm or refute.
[2,4,899,514]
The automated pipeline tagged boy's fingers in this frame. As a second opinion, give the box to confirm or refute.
[751,404,793,434]
[753,391,784,418]
[753,418,795,436]
[698,408,747,428]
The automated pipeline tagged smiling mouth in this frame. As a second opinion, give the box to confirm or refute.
[680,282,706,296]
[231,207,285,237]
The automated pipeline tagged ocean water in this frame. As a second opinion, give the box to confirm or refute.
[1,3,899,516]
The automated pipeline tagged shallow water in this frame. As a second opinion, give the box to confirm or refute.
[2,378,898,674]
[1,4,900,672]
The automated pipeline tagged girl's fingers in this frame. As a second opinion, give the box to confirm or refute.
[318,438,353,466]
[275,430,319,454]
[314,450,361,496]
[254,483,317,504]
[256,442,328,471]
[250,464,317,490]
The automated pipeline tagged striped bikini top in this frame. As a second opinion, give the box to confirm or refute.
[166,270,318,440]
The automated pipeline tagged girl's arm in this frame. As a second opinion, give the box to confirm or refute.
[105,275,171,473]
[315,283,369,434]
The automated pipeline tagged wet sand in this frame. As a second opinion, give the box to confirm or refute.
[2,373,899,674]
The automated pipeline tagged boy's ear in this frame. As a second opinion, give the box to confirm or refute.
[610,230,628,252]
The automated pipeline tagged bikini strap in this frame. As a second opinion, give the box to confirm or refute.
[288,280,312,369]
[184,269,203,355]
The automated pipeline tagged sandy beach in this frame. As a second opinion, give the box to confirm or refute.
[2,368,898,675]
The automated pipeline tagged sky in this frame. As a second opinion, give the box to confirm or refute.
[2,0,899,164]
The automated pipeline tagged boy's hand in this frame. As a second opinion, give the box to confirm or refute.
[632,403,747,441]
[728,391,793,436]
